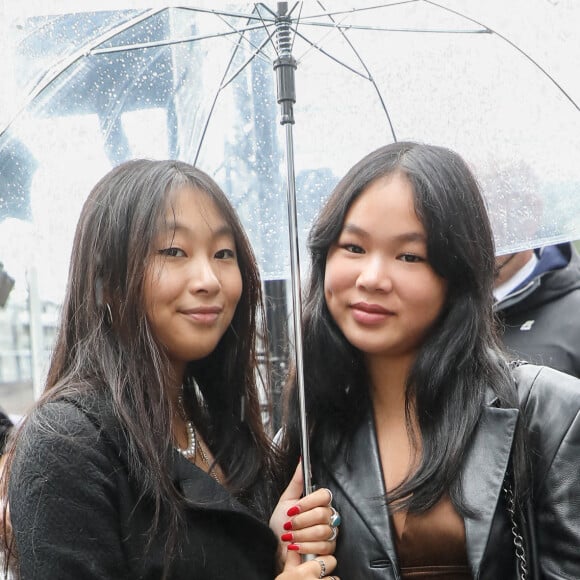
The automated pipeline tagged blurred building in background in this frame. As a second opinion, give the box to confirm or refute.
[0,290,58,415]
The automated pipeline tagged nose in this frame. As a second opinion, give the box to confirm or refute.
[356,255,393,293]
[188,257,221,295]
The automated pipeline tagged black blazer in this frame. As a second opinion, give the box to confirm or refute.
[9,392,278,579]
[314,365,580,579]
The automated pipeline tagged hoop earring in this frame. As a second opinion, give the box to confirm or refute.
[240,394,246,422]
[104,303,113,326]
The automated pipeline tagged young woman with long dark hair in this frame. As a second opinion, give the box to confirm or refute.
[280,142,580,579]
[1,160,338,579]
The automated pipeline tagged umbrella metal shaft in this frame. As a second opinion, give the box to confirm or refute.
[274,2,314,522]
[282,123,313,498]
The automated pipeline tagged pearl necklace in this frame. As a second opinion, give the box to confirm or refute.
[176,394,197,459]
[176,392,220,483]
[177,420,197,459]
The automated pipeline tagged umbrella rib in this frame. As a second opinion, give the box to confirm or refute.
[292,28,370,81]
[424,0,580,112]
[99,47,170,145]
[209,4,277,85]
[254,2,278,19]
[193,12,269,165]
[293,8,361,63]
[295,22,489,33]
[286,2,301,19]
[0,7,168,137]
[291,0,488,31]
[90,24,273,56]
[170,5,276,24]
[255,4,281,55]
[220,34,275,91]
[291,0,421,21]
[289,2,304,53]
[306,1,398,141]
[211,4,276,64]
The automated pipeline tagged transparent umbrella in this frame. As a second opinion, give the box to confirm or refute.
[1,0,579,493]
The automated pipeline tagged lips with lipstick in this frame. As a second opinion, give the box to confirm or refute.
[180,305,223,324]
[350,302,394,325]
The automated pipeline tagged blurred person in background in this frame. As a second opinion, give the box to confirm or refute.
[481,163,580,376]
[494,241,580,377]
[0,410,12,456]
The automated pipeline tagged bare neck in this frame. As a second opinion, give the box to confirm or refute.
[367,353,414,422]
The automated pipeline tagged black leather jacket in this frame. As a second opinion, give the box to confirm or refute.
[314,365,580,579]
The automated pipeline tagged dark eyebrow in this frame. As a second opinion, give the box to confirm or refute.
[341,223,369,238]
[161,220,235,239]
[341,223,426,243]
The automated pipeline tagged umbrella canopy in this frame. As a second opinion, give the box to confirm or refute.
[0,1,579,429]
[1,1,580,296]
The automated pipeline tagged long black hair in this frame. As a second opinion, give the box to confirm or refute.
[281,142,526,514]
[2,159,279,573]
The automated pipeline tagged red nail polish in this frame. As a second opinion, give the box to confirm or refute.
[287,505,301,517]
[287,543,300,551]
[281,532,293,542]
[283,521,293,531]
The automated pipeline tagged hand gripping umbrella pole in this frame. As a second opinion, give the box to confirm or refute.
[273,3,314,501]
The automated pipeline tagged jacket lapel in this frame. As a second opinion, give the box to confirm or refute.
[329,397,518,577]
[329,412,399,568]
[460,392,518,577]
[171,453,279,563]
[171,452,261,522]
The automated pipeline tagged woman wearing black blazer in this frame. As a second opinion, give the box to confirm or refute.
[3,160,338,579]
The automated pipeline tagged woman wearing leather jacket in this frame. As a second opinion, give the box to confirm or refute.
[279,142,580,579]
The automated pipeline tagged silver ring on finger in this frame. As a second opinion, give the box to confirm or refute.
[327,526,338,541]
[326,488,333,506]
[329,507,341,528]
[316,559,326,578]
